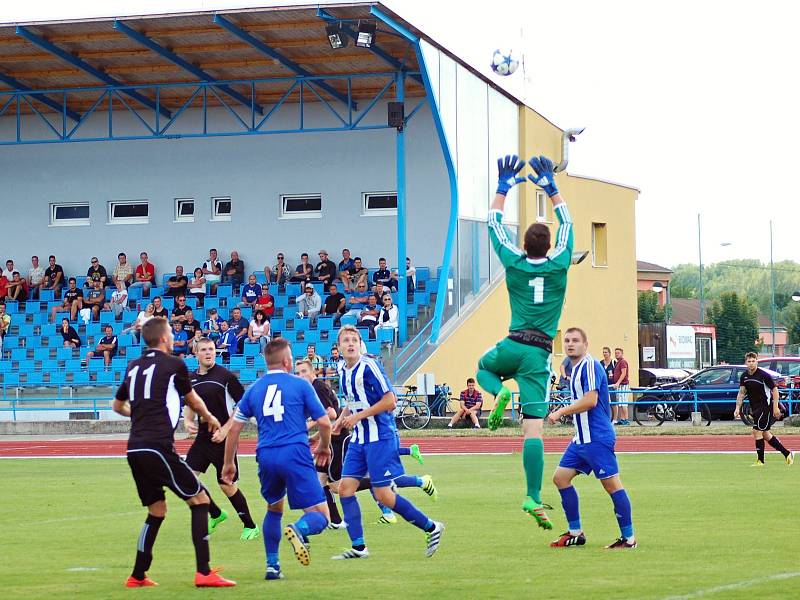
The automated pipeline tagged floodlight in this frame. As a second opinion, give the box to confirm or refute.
[356,21,376,48]
[326,23,348,49]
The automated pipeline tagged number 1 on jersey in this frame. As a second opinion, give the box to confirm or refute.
[262,384,285,421]
[529,277,544,304]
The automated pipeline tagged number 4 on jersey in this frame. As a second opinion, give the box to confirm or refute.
[262,384,285,421]
[529,277,544,304]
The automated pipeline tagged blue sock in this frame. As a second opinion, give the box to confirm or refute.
[398,447,410,456]
[341,495,365,547]
[610,489,634,539]
[264,510,282,567]
[294,511,329,538]
[394,475,422,488]
[369,487,392,513]
[558,486,581,533]
[392,494,433,531]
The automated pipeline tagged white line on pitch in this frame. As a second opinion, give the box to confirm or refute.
[661,571,800,599]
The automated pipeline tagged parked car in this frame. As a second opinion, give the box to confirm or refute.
[758,357,800,414]
[638,368,695,388]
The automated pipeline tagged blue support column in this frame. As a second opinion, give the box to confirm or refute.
[396,71,407,345]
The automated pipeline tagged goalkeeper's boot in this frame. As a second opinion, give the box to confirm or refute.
[208,509,228,534]
[409,443,424,466]
[522,497,553,530]
[550,532,586,548]
[487,387,512,430]
[420,475,438,501]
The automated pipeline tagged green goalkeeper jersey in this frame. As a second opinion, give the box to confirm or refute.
[488,203,573,339]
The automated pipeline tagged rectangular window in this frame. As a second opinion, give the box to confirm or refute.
[174,198,194,223]
[362,192,398,216]
[50,203,90,226]
[535,191,548,222]
[592,222,608,267]
[280,194,322,219]
[108,201,148,225]
[211,196,232,222]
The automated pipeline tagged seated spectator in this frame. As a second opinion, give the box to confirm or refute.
[112,252,134,288]
[314,250,337,289]
[350,257,369,291]
[344,281,370,319]
[164,265,188,298]
[248,309,271,352]
[391,257,416,299]
[0,272,9,301]
[83,279,106,321]
[358,294,380,340]
[105,280,129,319]
[86,324,117,367]
[216,320,237,360]
[223,250,245,288]
[187,267,206,308]
[202,307,221,340]
[6,271,27,302]
[337,248,355,291]
[290,253,313,283]
[60,318,81,348]
[42,255,65,298]
[151,295,169,319]
[296,283,321,324]
[189,329,204,356]
[376,293,399,340]
[123,303,154,344]
[85,257,108,288]
[27,255,45,301]
[239,274,261,309]
[2,259,14,279]
[50,277,83,322]
[306,343,325,377]
[255,283,275,319]
[447,378,483,429]
[130,251,155,295]
[321,283,346,326]
[227,307,249,353]
[182,308,201,339]
[172,321,188,357]
[202,248,222,294]
[372,257,396,291]
[265,252,290,286]
[170,295,190,325]
[325,345,341,384]
[371,281,392,301]
[0,303,9,353]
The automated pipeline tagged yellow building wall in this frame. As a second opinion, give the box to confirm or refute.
[408,107,640,406]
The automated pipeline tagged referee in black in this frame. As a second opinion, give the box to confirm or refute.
[113,318,236,588]
[734,352,794,466]
[183,336,258,540]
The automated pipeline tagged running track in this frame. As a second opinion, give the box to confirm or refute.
[1,435,798,458]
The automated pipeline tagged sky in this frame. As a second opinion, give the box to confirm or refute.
[3,0,799,269]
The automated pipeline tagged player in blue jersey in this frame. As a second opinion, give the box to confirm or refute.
[329,325,444,559]
[546,327,636,549]
[222,338,333,580]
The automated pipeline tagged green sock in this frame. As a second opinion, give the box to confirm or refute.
[523,438,544,503]
[476,367,503,397]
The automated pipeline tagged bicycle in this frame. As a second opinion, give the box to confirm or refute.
[394,385,432,430]
[633,389,711,427]
[545,377,572,426]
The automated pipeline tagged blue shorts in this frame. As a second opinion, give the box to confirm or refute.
[341,436,405,487]
[558,439,619,480]
[256,443,326,510]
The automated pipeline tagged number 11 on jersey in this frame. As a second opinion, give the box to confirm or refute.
[262,384,285,421]
[529,277,544,304]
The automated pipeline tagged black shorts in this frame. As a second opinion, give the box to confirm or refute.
[751,406,776,432]
[322,436,349,483]
[185,437,239,484]
[127,446,203,506]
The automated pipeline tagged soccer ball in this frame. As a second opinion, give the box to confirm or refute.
[490,49,520,77]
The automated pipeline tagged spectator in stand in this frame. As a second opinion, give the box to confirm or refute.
[164,265,188,298]
[226,307,249,354]
[0,272,10,301]
[347,257,369,292]
[216,320,237,360]
[0,304,11,353]
[112,252,134,288]
[238,274,261,309]
[326,345,341,384]
[202,307,221,341]
[131,251,155,295]
[170,295,190,325]
[371,281,392,301]
[290,252,313,283]
[223,250,245,289]
[105,280,129,319]
[60,317,81,348]
[372,257,396,291]
[85,324,117,367]
[306,343,324,377]
[6,271,27,302]
[391,257,416,300]
[27,256,45,300]
[358,294,380,340]
[84,279,106,321]
[172,321,188,357]
[247,309,271,352]
[123,302,153,344]
[187,267,206,308]
[447,378,483,429]
[50,277,82,322]
[151,295,168,319]
[321,282,346,326]
[610,347,631,426]
[85,257,108,288]
[42,255,65,298]
[337,249,355,291]
[182,308,201,340]
[296,283,321,324]
[265,252,290,286]
[344,281,370,320]
[2,259,14,279]
[255,283,275,320]
[314,250,337,289]
[189,329,204,356]
[202,248,222,294]
[376,293,399,341]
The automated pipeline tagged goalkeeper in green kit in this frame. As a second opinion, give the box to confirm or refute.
[477,154,573,530]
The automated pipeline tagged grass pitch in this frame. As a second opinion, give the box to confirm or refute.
[1,452,797,599]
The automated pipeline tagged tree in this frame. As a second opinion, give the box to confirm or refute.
[707,292,759,364]
[637,291,665,324]
[781,302,800,345]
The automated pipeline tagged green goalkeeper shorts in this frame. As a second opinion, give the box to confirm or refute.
[478,337,552,418]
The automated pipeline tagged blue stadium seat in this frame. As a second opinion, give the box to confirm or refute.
[33,348,51,361]
[40,290,55,302]
[162,298,174,310]
[88,358,106,372]
[48,334,64,348]
[253,272,267,284]
[0,361,11,373]
[2,336,19,350]
[11,348,27,362]
[244,343,261,358]
[97,370,115,385]
[286,283,302,298]
[274,295,289,310]
[280,330,298,343]
[104,287,115,301]
[270,318,286,333]
[32,312,49,326]
[239,307,252,320]
[185,297,197,310]
[293,318,310,332]
[4,300,19,314]
[127,286,143,302]
[340,314,357,327]
[117,334,134,348]
[416,267,430,286]
[57,347,74,361]
[365,341,380,355]
[3,372,20,386]
[19,324,35,337]
[87,323,102,337]
[184,357,199,371]
[377,328,396,345]
[161,274,175,288]
[26,336,42,349]
[72,371,90,385]
[317,316,334,333]
[25,371,44,386]
[126,346,142,359]
[26,302,42,314]
[50,371,68,386]
[112,357,128,371]
[216,284,232,298]
[99,312,116,325]
[303,330,320,345]
[239,369,257,382]
[65,359,82,372]
[317,341,333,357]
[229,356,247,370]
